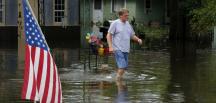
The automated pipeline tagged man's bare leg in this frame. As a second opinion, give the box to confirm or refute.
[116,69,125,81]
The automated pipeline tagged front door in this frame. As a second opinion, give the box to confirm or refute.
[92,0,103,34]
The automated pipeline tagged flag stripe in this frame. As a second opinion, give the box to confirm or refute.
[22,45,30,99]
[26,46,37,100]
[54,65,59,103]
[41,53,51,103]
[31,47,36,65]
[30,73,37,100]
[29,46,38,100]
[51,63,57,103]
[25,46,34,100]
[37,49,44,90]
[32,47,40,101]
[34,47,41,77]
[35,87,39,101]
[38,51,48,99]
[47,54,54,103]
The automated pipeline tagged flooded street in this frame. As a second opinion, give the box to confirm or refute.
[1,47,216,103]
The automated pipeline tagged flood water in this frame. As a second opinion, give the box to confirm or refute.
[1,46,216,103]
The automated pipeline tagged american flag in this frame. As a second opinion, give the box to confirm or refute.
[21,0,62,102]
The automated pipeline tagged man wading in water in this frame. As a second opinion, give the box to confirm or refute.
[106,8,142,80]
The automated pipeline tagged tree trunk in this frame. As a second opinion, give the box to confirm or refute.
[169,0,196,58]
[169,0,189,41]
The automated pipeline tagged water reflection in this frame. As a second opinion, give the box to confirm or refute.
[115,80,129,103]
[165,41,216,103]
[0,49,28,102]
[0,49,17,79]
[165,41,197,102]
[52,48,80,68]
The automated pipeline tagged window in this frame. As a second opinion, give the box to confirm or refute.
[146,0,151,9]
[54,0,65,23]
[167,0,170,17]
[145,0,151,14]
[0,0,4,24]
[112,0,126,13]
[94,0,102,10]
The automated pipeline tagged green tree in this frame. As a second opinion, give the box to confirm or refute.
[187,0,216,33]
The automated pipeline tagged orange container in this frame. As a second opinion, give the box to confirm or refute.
[98,47,104,56]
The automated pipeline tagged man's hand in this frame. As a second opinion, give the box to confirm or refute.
[106,33,114,54]
[132,35,143,45]
[109,47,114,53]
[137,39,142,45]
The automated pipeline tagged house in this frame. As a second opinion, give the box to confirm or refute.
[0,0,18,48]
[30,0,80,48]
[0,0,81,48]
[80,0,170,46]
[0,0,169,48]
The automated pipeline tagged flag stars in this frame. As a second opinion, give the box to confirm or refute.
[24,3,48,51]
[34,37,38,40]
[37,42,41,46]
[29,27,32,31]
[26,23,29,26]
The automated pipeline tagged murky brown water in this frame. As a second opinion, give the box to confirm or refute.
[1,47,216,103]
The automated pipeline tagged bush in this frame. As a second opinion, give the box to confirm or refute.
[135,23,169,49]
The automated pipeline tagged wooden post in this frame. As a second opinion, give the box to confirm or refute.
[18,0,25,70]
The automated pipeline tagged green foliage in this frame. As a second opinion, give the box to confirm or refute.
[187,0,216,33]
[135,23,169,40]
[134,23,169,48]
[109,12,118,20]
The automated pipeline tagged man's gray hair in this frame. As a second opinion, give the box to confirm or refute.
[118,8,129,16]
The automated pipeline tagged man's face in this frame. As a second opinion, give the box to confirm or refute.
[120,12,129,22]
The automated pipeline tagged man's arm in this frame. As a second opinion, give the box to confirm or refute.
[132,34,142,45]
[106,33,114,52]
